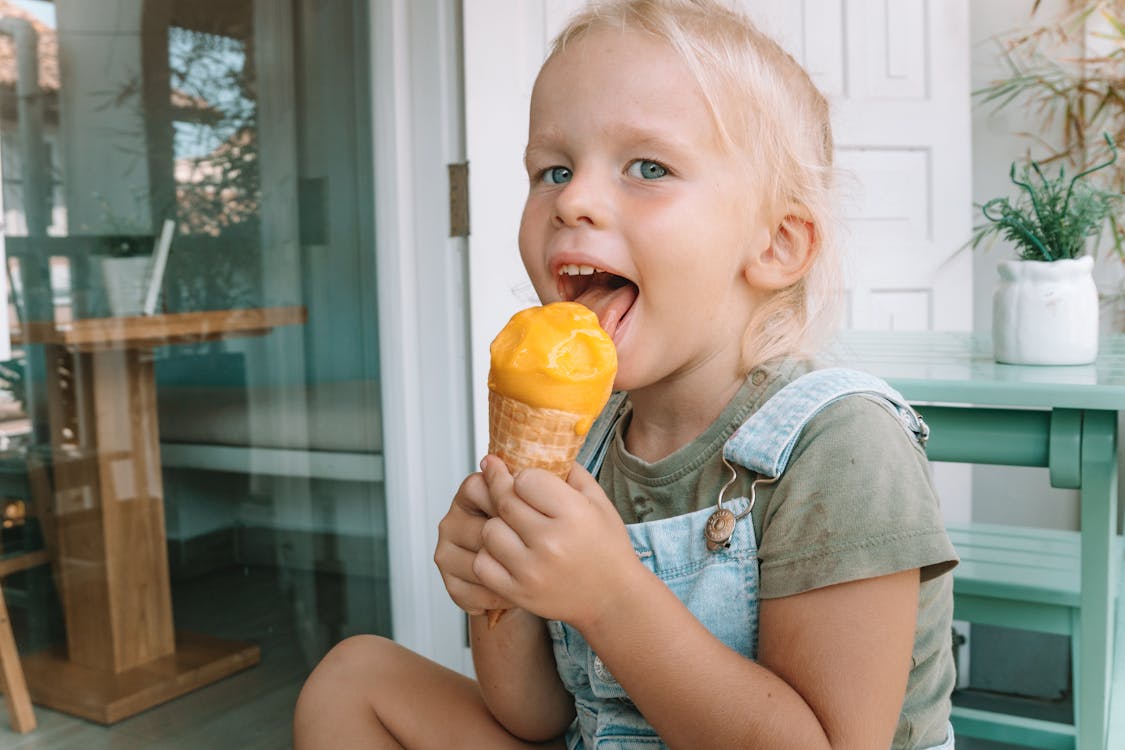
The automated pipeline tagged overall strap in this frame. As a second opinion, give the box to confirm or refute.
[723,367,928,478]
[577,392,629,477]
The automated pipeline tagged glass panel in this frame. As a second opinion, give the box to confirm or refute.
[0,0,386,742]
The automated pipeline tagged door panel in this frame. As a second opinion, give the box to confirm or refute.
[744,0,973,522]
[748,0,972,332]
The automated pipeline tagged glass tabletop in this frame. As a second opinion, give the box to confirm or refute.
[832,331,1125,410]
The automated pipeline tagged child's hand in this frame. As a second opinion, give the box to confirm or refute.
[434,470,515,616]
[473,456,642,628]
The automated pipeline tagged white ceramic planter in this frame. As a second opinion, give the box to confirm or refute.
[101,255,152,317]
[992,256,1099,365]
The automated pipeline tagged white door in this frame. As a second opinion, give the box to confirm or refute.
[462,2,973,648]
[747,0,973,332]
[739,0,973,524]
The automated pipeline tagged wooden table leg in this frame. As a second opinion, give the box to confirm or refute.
[0,590,36,732]
[21,344,259,724]
[46,344,174,671]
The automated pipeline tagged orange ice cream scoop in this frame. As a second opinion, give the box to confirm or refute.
[485,302,617,629]
[488,301,618,426]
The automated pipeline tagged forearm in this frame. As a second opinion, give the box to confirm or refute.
[577,564,830,749]
[470,608,575,741]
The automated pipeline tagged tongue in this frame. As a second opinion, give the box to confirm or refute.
[575,282,638,341]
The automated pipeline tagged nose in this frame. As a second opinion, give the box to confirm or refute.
[553,171,608,228]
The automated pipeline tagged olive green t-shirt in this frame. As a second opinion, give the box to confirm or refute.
[598,359,959,749]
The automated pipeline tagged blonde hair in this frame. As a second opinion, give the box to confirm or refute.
[550,0,842,370]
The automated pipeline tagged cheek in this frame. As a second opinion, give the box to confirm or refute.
[517,209,559,301]
[517,204,542,264]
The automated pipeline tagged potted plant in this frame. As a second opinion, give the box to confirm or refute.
[971,135,1121,364]
[976,0,1125,323]
[97,234,153,317]
[0,357,26,415]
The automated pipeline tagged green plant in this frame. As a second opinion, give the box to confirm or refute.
[0,357,26,412]
[975,0,1125,255]
[970,135,1121,261]
[98,235,151,258]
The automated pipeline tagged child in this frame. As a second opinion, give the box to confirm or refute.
[294,0,958,747]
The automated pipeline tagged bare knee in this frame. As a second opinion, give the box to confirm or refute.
[294,635,399,736]
[299,634,398,699]
[312,635,396,682]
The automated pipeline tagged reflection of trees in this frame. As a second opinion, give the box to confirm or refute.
[160,11,262,312]
[174,125,258,236]
[170,23,259,238]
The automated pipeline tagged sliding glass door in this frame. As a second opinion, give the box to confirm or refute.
[0,0,413,743]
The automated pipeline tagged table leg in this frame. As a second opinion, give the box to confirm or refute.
[1078,409,1118,750]
[22,344,259,724]
[45,345,173,671]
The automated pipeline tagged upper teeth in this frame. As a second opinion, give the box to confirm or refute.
[559,264,600,276]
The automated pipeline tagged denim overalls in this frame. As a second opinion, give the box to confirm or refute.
[552,367,956,750]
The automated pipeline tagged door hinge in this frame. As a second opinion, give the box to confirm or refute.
[448,162,470,238]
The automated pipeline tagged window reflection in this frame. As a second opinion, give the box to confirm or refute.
[0,0,387,739]
[166,3,261,313]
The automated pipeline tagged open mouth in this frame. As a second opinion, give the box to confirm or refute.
[557,265,638,342]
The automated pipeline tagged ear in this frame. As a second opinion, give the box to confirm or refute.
[743,213,818,291]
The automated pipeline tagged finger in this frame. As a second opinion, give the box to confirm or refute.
[434,542,484,585]
[483,456,553,535]
[454,470,495,518]
[493,475,556,538]
[566,461,602,496]
[480,516,530,566]
[441,572,511,615]
[442,509,489,548]
[510,467,577,518]
[437,506,489,554]
[472,545,516,596]
[480,454,517,503]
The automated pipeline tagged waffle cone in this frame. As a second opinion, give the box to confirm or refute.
[485,390,595,628]
[487,390,590,480]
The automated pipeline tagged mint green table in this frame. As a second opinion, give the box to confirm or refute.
[836,331,1123,750]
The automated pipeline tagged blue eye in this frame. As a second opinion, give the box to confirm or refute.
[628,159,668,179]
[542,166,572,184]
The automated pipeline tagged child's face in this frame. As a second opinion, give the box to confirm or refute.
[519,28,774,394]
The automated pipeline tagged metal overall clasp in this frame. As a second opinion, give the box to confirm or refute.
[704,457,776,551]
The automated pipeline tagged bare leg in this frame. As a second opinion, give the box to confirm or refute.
[293,635,568,749]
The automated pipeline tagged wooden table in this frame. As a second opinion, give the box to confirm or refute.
[16,306,306,724]
[837,331,1124,750]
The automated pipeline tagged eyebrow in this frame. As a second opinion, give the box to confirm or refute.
[524,124,694,164]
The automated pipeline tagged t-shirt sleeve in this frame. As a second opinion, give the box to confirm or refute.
[756,395,959,600]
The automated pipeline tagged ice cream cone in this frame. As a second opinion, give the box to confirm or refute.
[483,302,617,630]
[488,391,588,481]
[484,392,592,629]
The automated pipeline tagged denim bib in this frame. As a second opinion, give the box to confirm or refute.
[553,368,952,750]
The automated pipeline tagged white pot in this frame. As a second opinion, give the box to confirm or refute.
[992,256,1099,365]
[101,255,152,317]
